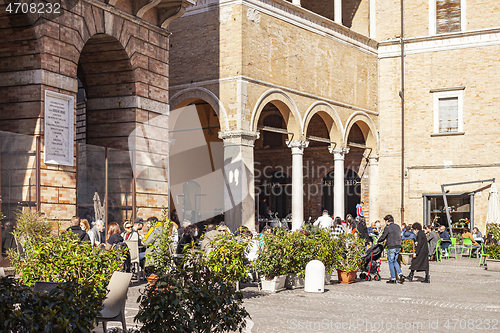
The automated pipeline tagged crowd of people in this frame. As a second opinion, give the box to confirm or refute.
[309,203,499,285]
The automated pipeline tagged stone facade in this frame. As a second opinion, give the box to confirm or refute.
[169,0,500,234]
[0,0,193,228]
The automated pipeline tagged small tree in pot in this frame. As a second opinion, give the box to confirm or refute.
[334,233,365,284]
[135,249,249,333]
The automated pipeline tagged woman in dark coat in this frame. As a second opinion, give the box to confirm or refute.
[406,223,430,283]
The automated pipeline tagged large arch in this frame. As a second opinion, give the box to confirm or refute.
[251,89,302,138]
[344,111,379,152]
[302,101,344,146]
[170,87,230,131]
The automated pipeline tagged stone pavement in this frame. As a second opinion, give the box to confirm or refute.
[98,258,500,333]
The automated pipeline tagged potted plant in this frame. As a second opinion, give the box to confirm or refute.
[485,244,500,272]
[400,239,415,265]
[253,228,289,292]
[136,250,249,333]
[284,230,314,289]
[334,233,365,284]
[144,208,176,285]
[204,232,251,288]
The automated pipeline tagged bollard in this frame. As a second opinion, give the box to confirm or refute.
[304,260,325,293]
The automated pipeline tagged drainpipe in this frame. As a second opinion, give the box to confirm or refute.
[400,0,405,225]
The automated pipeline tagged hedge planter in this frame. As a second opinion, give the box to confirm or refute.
[285,274,305,290]
[486,259,500,272]
[337,269,357,284]
[260,275,287,292]
[400,253,413,265]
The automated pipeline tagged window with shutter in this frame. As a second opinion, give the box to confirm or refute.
[438,97,459,133]
[436,0,461,34]
[432,88,464,136]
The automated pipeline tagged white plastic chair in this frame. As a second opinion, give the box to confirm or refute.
[98,271,132,332]
[125,240,144,281]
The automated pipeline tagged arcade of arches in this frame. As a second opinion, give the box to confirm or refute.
[170,90,380,232]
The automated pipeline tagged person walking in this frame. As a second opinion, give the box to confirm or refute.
[406,223,430,283]
[377,214,404,284]
[425,225,439,261]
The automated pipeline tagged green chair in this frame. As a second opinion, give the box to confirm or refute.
[462,238,480,258]
[478,243,488,267]
[449,237,460,259]
[435,239,442,262]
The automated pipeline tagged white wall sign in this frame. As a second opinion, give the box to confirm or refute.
[44,90,74,166]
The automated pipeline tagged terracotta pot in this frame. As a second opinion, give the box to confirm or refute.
[337,269,357,284]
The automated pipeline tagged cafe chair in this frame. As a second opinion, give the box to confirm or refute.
[462,238,474,258]
[435,239,442,262]
[449,237,460,259]
[478,243,488,267]
[125,240,144,281]
[98,271,132,332]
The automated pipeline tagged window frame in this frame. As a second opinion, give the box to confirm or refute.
[432,88,464,135]
[429,0,467,35]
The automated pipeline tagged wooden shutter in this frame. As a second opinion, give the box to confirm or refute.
[439,97,459,133]
[436,0,461,34]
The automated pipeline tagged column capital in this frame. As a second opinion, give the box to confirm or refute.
[367,153,379,164]
[286,140,309,154]
[329,147,349,158]
[218,130,260,147]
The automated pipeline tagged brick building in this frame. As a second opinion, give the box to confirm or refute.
[1,0,498,237]
[0,0,194,231]
[169,0,500,233]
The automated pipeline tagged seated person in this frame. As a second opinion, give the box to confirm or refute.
[462,227,481,257]
[402,224,417,242]
[176,224,199,254]
[106,222,130,272]
[437,225,452,258]
[472,227,484,244]
[313,210,334,229]
[121,220,145,264]
[485,232,498,245]
[367,222,379,237]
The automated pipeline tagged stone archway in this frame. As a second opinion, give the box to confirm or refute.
[344,112,380,222]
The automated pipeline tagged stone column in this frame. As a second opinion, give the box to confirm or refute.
[330,147,349,219]
[292,0,301,7]
[335,0,342,24]
[368,154,379,223]
[219,130,260,232]
[287,140,309,231]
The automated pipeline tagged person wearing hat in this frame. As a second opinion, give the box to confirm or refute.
[121,220,142,243]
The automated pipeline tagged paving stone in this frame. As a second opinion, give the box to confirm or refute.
[97,257,500,333]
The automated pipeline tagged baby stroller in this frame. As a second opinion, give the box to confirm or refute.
[359,243,384,281]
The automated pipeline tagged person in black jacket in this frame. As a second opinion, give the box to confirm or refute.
[66,216,90,242]
[177,224,199,254]
[1,222,16,257]
[377,214,404,284]
[406,223,430,283]
[357,217,372,245]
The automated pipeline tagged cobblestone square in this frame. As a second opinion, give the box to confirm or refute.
[107,257,500,333]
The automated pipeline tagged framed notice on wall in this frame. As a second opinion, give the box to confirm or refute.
[44,90,74,166]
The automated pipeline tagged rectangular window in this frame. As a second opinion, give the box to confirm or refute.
[431,88,464,135]
[436,0,462,34]
[438,97,458,133]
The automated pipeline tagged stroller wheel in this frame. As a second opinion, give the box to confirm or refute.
[374,274,380,281]
[367,275,372,281]
[359,273,366,280]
